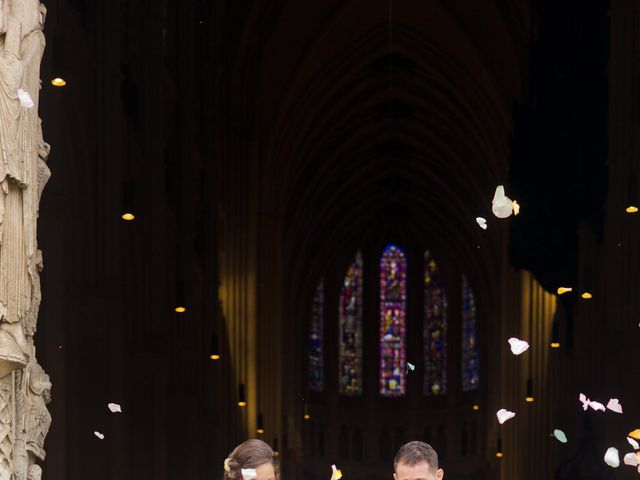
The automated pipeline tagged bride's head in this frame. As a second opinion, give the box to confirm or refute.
[223,439,279,480]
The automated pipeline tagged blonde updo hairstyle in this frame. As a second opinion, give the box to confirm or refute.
[223,439,279,480]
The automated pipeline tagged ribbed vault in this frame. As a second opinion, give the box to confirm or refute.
[234,0,527,307]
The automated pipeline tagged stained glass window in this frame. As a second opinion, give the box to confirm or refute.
[462,275,479,391]
[424,251,447,396]
[308,280,324,391]
[379,245,407,396]
[339,252,363,395]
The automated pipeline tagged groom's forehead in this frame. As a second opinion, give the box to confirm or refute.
[396,460,434,473]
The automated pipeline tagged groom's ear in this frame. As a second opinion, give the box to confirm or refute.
[436,468,444,479]
[393,473,398,480]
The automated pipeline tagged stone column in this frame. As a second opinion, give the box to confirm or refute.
[0,0,51,478]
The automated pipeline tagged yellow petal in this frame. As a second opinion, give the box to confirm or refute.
[331,465,343,480]
[629,429,640,440]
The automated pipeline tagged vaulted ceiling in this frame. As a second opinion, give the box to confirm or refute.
[224,0,529,298]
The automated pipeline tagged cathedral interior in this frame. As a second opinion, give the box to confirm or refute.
[7,0,639,478]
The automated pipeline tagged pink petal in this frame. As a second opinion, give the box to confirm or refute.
[496,409,516,424]
[606,398,623,414]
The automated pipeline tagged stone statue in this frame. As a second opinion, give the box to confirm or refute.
[28,465,42,480]
[24,359,52,461]
[0,0,50,478]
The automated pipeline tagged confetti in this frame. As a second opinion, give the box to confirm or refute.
[628,437,640,450]
[17,89,34,108]
[629,430,640,440]
[508,337,529,355]
[579,393,605,412]
[406,362,415,374]
[331,465,342,480]
[108,403,122,413]
[606,398,623,414]
[94,431,104,440]
[604,447,620,468]
[475,217,487,229]
[553,429,568,443]
[496,409,516,424]
[512,200,521,215]
[492,186,514,219]
[242,469,257,480]
[624,453,639,467]
[579,393,590,410]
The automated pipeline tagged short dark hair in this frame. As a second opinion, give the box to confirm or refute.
[394,441,439,473]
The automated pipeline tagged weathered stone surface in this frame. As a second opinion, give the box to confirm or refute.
[0,0,50,478]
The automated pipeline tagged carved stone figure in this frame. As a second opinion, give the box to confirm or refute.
[24,359,51,461]
[28,464,42,480]
[0,0,50,478]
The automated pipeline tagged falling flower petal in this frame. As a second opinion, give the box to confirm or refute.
[108,403,122,413]
[496,409,516,424]
[604,447,620,468]
[628,437,640,450]
[17,89,34,108]
[624,453,639,467]
[242,469,257,480]
[553,429,568,443]
[406,362,415,374]
[606,398,623,414]
[579,393,606,412]
[476,217,487,230]
[492,186,514,219]
[579,393,589,411]
[508,337,530,355]
[331,465,343,480]
[94,431,105,440]
[629,429,640,440]
[512,200,521,216]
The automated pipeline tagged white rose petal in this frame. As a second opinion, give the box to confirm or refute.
[108,403,122,413]
[242,469,257,480]
[579,393,606,412]
[628,437,640,450]
[606,398,623,414]
[17,89,34,108]
[579,393,589,410]
[508,337,530,355]
[94,431,105,440]
[604,447,620,468]
[492,186,514,219]
[476,217,487,229]
[496,408,516,425]
[624,452,639,467]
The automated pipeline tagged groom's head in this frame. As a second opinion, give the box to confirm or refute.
[393,441,444,480]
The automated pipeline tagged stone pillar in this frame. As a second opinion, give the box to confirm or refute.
[0,0,51,478]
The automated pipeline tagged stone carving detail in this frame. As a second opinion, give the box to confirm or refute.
[0,0,51,478]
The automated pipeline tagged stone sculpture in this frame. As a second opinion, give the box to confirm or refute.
[0,0,51,478]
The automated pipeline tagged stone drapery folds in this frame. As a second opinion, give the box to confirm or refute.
[0,0,51,479]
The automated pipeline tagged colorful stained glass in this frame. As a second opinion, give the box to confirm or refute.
[339,253,363,395]
[424,251,447,396]
[308,280,324,391]
[462,275,479,391]
[379,245,407,396]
